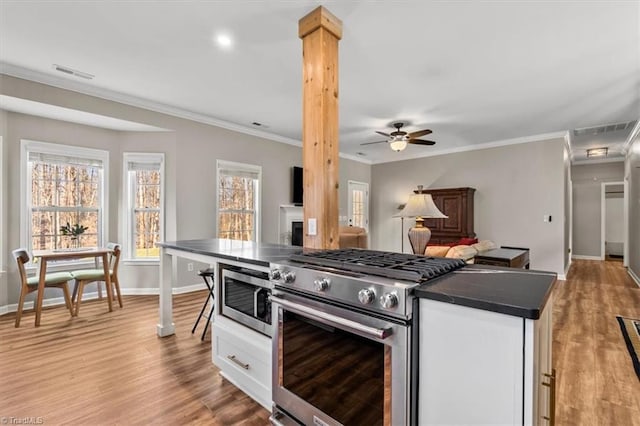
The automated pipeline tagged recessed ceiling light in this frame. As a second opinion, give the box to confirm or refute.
[216,34,233,49]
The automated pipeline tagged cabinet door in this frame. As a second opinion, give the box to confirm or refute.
[534,295,554,425]
[419,299,524,425]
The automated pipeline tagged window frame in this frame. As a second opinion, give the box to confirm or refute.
[122,152,165,263]
[216,160,262,243]
[20,139,109,268]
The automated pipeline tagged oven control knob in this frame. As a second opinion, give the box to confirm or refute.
[282,271,296,284]
[358,288,376,305]
[269,269,282,281]
[380,293,398,309]
[313,278,330,292]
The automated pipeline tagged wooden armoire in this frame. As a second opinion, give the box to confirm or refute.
[415,187,476,245]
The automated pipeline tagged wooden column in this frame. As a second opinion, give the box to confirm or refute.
[299,6,342,249]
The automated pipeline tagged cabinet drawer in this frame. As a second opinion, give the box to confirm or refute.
[214,326,270,388]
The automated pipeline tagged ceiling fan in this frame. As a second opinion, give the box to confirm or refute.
[361,122,436,152]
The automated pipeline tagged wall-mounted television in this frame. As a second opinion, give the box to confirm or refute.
[292,166,303,206]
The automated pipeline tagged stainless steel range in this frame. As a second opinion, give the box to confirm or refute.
[268,249,465,426]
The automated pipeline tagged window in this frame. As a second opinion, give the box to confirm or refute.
[123,153,164,260]
[217,160,261,242]
[21,140,108,253]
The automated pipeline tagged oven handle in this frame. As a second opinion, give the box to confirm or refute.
[270,295,393,340]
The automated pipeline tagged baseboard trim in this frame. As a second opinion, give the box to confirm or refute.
[0,282,206,315]
[628,268,640,288]
[572,255,603,261]
[557,273,567,281]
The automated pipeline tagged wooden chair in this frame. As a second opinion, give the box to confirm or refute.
[71,242,123,316]
[12,248,74,327]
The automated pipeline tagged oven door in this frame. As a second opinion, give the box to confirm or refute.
[270,289,412,426]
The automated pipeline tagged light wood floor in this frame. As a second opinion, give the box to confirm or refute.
[0,292,270,425]
[554,259,640,426]
[0,260,639,425]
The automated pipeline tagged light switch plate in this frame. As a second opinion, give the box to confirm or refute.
[308,218,317,235]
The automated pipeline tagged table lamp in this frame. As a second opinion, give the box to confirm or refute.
[395,185,447,254]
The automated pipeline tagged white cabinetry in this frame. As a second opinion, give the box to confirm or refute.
[213,316,272,410]
[419,295,554,425]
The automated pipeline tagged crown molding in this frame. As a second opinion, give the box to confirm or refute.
[622,117,640,154]
[1,62,302,144]
[1,62,373,165]
[369,130,568,165]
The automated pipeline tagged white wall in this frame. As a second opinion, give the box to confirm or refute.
[0,109,7,310]
[371,138,566,275]
[0,74,372,308]
[605,195,624,254]
[571,162,624,257]
[625,130,640,281]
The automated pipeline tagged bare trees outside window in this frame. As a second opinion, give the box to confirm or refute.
[23,141,107,253]
[217,161,261,242]
[124,153,164,260]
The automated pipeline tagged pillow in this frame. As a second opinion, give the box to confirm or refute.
[425,245,451,258]
[445,245,478,260]
[459,237,479,246]
[472,240,498,252]
[427,241,457,247]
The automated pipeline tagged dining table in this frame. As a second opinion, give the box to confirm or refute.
[32,247,113,326]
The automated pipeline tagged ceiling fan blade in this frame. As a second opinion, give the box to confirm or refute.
[408,129,432,138]
[360,140,388,146]
[375,131,391,137]
[408,139,436,145]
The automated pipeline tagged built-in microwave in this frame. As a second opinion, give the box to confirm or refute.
[221,267,273,337]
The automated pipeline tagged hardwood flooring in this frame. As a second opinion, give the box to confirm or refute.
[0,260,638,425]
[0,292,270,425]
[554,260,640,426]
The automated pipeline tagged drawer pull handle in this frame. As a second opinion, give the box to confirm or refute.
[227,354,250,370]
[541,369,556,425]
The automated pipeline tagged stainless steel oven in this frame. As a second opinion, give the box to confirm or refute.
[221,267,272,337]
[270,288,415,426]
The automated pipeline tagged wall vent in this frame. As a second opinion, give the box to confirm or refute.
[52,64,94,80]
[574,120,637,136]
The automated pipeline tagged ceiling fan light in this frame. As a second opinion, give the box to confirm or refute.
[389,139,407,152]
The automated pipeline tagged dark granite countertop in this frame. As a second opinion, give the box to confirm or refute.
[158,239,303,268]
[414,264,556,319]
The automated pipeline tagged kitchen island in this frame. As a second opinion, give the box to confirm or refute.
[156,239,301,337]
[157,240,556,424]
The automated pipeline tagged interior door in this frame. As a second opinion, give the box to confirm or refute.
[347,181,369,232]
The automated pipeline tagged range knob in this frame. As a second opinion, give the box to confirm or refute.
[380,292,399,309]
[282,271,296,284]
[358,288,376,305]
[313,277,330,292]
[269,269,282,281]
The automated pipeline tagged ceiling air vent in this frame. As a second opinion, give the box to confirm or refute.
[53,64,94,80]
[574,120,637,136]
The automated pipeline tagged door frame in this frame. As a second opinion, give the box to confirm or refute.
[600,181,626,261]
[347,180,369,232]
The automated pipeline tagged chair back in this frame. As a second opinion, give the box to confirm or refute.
[106,242,121,276]
[12,249,30,287]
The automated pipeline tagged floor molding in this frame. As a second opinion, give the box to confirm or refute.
[572,255,603,261]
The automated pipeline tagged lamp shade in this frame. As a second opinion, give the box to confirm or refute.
[395,193,447,219]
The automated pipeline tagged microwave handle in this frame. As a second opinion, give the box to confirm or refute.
[270,295,393,340]
[253,288,262,318]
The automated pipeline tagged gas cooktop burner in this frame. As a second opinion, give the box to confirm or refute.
[290,248,465,282]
